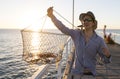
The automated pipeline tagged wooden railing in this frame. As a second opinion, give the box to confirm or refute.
[28,36,120,79]
[28,37,73,79]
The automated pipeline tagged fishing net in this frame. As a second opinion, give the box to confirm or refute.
[20,9,73,64]
[21,29,69,64]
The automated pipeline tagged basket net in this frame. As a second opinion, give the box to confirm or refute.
[21,29,69,64]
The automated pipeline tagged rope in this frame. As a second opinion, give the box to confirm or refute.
[40,15,47,32]
[21,8,74,32]
[53,9,74,27]
[21,15,47,31]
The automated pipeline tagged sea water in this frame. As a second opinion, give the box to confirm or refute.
[0,29,120,79]
[96,29,120,44]
[0,29,39,79]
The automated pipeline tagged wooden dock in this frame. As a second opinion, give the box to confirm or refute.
[29,43,120,79]
[96,44,120,79]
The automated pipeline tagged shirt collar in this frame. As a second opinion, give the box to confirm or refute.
[81,30,97,39]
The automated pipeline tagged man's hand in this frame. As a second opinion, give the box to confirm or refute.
[47,7,53,17]
[102,47,111,58]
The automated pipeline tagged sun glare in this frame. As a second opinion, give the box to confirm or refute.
[31,32,40,54]
[31,33,40,47]
[19,14,57,31]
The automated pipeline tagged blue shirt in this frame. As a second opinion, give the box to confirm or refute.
[51,15,111,75]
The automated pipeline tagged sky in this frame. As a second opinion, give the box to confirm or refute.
[0,0,120,29]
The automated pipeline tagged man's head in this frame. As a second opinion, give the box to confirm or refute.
[79,11,97,30]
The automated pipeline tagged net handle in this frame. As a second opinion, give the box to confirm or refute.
[40,15,47,32]
[21,15,47,32]
[21,8,74,32]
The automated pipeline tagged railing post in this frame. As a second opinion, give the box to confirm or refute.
[66,41,69,59]
[57,60,62,79]
[57,38,70,79]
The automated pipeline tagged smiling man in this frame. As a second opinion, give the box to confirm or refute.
[47,7,111,79]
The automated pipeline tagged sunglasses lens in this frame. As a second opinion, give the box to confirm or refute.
[83,19,93,22]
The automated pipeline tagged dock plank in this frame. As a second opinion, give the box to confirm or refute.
[96,44,120,79]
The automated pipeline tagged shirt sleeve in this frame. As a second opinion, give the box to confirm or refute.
[51,15,75,37]
[98,38,111,64]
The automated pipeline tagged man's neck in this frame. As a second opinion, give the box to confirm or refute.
[84,29,94,38]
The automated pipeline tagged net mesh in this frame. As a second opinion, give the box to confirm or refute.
[21,29,69,64]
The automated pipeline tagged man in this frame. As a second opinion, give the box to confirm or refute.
[47,7,111,79]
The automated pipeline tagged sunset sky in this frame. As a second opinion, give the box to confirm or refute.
[0,0,120,29]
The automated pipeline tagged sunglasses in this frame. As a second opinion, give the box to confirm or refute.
[83,18,93,22]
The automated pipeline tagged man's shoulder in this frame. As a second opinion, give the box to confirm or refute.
[94,34,105,44]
